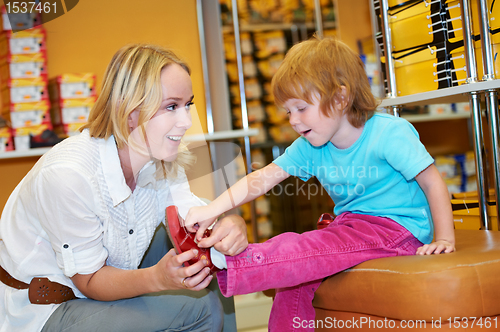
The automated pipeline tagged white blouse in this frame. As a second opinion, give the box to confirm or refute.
[0,130,205,332]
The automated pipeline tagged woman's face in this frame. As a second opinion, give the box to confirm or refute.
[128,64,193,162]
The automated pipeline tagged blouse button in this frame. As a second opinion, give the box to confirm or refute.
[129,229,134,235]
[63,244,69,249]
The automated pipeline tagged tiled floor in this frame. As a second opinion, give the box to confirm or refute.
[234,292,272,331]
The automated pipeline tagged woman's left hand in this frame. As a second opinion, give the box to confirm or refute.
[416,239,455,255]
[197,214,248,256]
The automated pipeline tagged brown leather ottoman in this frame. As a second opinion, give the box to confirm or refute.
[312,229,500,331]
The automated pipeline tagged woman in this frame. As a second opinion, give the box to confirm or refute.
[0,44,248,332]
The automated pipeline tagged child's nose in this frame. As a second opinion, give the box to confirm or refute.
[289,112,300,125]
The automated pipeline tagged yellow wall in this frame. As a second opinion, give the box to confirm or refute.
[0,0,207,209]
[336,0,373,53]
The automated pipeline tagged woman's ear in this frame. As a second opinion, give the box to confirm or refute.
[128,109,140,132]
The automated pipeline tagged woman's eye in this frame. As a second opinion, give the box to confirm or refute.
[185,102,194,111]
[166,104,177,111]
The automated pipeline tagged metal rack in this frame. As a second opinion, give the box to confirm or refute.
[375,0,500,230]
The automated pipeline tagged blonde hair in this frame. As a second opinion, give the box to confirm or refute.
[271,35,379,128]
[80,44,195,179]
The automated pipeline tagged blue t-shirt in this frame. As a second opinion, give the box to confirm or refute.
[273,112,435,244]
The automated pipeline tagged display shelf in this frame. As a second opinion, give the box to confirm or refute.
[0,129,259,160]
[183,128,259,142]
[222,21,335,33]
[0,147,52,160]
[402,112,470,123]
[379,80,500,108]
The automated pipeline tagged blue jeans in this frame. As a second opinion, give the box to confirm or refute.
[42,224,234,332]
[217,212,424,331]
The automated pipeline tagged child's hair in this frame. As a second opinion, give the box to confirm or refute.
[271,35,379,128]
[80,44,195,178]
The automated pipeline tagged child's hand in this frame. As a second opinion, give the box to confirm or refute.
[197,214,248,255]
[416,239,455,255]
[184,205,219,241]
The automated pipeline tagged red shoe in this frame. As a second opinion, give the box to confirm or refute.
[317,213,335,230]
[165,206,220,274]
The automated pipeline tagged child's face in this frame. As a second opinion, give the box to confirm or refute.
[283,93,348,147]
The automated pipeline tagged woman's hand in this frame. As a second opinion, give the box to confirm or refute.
[152,248,213,291]
[197,214,248,256]
[416,239,455,255]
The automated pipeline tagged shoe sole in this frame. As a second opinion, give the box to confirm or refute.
[165,206,185,258]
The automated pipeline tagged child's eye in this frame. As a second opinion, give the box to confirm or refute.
[185,102,194,111]
[297,107,306,112]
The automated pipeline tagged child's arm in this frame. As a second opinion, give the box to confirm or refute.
[415,164,456,255]
[185,163,290,242]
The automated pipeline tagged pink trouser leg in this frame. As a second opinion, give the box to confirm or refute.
[269,280,323,332]
[217,212,424,331]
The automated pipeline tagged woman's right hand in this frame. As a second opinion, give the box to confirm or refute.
[153,248,213,291]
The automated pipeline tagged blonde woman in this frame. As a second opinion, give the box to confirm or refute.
[0,44,248,332]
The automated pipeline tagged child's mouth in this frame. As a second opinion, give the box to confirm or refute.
[301,129,311,136]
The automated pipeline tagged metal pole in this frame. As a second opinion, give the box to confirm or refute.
[369,0,386,99]
[461,0,489,228]
[478,0,500,228]
[231,0,258,242]
[379,0,397,98]
[462,0,478,83]
[470,92,490,229]
[197,0,214,135]
[314,0,324,38]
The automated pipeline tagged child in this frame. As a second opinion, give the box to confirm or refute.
[185,36,455,331]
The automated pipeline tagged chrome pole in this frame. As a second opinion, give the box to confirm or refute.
[379,0,397,98]
[314,0,324,38]
[478,0,500,228]
[379,0,401,117]
[461,0,478,83]
[461,0,489,228]
[197,0,214,135]
[369,0,386,99]
[231,0,258,242]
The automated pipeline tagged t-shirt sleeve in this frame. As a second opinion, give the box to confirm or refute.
[380,119,434,180]
[34,166,108,277]
[272,137,314,181]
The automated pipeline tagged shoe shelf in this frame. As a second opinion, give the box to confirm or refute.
[0,147,52,160]
[222,21,336,33]
[373,0,500,230]
[401,111,470,123]
[379,79,500,108]
[0,129,260,160]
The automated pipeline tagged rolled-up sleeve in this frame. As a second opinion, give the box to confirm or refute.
[33,166,108,277]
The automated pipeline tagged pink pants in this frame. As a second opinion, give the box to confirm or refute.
[217,212,424,331]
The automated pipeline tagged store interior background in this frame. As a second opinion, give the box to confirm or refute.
[0,0,482,330]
